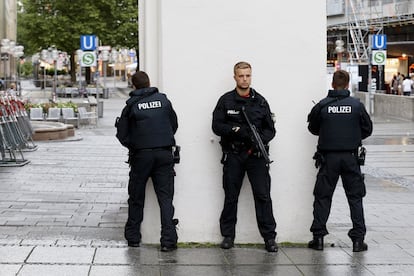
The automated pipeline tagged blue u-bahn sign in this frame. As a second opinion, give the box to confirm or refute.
[372,34,387,50]
[80,35,97,51]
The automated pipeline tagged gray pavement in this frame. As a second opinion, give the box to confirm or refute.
[1,80,414,275]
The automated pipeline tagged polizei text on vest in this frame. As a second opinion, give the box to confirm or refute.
[138,101,162,110]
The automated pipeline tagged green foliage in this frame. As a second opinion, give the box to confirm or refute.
[45,68,67,76]
[25,101,78,113]
[17,61,34,78]
[17,1,138,56]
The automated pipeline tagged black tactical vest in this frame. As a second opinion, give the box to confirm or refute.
[317,96,362,151]
[128,88,177,150]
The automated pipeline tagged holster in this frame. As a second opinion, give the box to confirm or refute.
[312,151,325,168]
[173,145,181,164]
[357,146,366,166]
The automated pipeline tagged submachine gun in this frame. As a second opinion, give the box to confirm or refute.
[241,106,273,164]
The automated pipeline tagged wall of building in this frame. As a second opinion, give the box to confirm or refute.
[1,0,17,79]
[1,0,17,40]
[0,0,4,39]
[138,0,326,244]
[355,91,414,120]
[327,0,414,27]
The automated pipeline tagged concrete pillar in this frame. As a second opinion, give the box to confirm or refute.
[138,0,327,243]
[138,0,161,86]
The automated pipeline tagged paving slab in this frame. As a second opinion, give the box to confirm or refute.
[89,265,160,276]
[0,246,33,263]
[366,264,414,275]
[0,264,22,276]
[18,264,90,276]
[27,246,95,264]
[297,264,374,276]
[94,247,159,265]
[223,247,292,265]
[1,82,414,275]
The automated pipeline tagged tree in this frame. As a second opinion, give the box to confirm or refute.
[17,0,138,82]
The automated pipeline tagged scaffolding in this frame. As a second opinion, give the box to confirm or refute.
[328,0,414,64]
[346,0,383,64]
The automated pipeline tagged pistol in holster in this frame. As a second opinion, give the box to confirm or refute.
[173,145,181,164]
[357,146,366,166]
[312,151,325,169]
[126,150,135,166]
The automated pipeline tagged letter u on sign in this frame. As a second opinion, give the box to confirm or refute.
[372,35,387,50]
[80,35,97,51]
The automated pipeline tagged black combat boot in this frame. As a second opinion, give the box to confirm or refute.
[220,237,234,249]
[308,236,324,251]
[265,239,278,252]
[352,240,368,252]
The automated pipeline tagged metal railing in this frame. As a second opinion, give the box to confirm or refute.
[0,95,37,167]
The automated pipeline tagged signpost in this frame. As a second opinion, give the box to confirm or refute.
[80,35,97,51]
[80,52,97,67]
[368,34,387,115]
[372,34,387,50]
[372,50,387,66]
[80,35,99,123]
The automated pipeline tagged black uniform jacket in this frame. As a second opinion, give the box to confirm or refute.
[121,87,178,150]
[212,88,275,152]
[307,89,373,151]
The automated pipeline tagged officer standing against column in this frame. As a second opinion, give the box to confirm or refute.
[307,70,373,252]
[212,61,278,252]
[117,71,178,252]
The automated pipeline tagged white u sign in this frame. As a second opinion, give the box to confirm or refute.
[372,35,387,50]
[80,35,97,51]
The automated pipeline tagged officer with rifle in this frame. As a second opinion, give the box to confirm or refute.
[212,61,278,252]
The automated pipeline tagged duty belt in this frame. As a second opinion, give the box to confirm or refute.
[134,146,172,152]
[319,149,357,154]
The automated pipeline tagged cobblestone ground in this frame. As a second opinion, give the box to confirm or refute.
[1,84,414,275]
[329,116,414,252]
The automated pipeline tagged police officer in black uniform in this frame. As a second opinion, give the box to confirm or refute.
[212,61,278,252]
[118,71,178,252]
[307,70,373,252]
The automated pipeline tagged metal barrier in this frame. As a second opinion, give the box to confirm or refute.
[0,96,37,167]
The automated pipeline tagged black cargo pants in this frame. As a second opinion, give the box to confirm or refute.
[124,148,177,247]
[310,151,366,241]
[220,152,277,241]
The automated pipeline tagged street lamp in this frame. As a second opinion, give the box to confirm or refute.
[50,47,59,102]
[13,45,24,96]
[39,46,60,101]
[110,49,118,89]
[101,49,109,99]
[40,49,48,93]
[31,53,43,97]
[76,49,83,93]
[335,39,345,70]
[1,39,11,88]
[119,48,129,81]
[1,39,25,93]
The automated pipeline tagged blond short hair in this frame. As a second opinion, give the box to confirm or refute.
[234,61,251,74]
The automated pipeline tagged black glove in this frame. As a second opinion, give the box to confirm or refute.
[232,126,250,139]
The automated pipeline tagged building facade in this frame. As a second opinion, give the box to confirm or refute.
[0,0,17,41]
[327,0,414,92]
[1,0,18,82]
[139,0,326,243]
